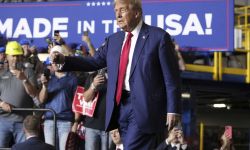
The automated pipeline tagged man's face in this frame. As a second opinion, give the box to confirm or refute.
[110,129,122,145]
[81,47,88,56]
[0,53,5,62]
[6,54,23,71]
[0,53,6,70]
[114,0,139,32]
[50,51,62,71]
[21,44,31,57]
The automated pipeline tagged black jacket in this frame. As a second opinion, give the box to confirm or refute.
[156,141,189,150]
[12,137,55,150]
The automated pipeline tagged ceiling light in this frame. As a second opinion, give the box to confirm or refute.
[213,103,226,108]
[182,93,190,99]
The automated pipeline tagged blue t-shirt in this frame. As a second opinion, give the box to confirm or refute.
[44,72,77,122]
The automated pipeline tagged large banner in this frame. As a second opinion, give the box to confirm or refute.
[0,0,234,51]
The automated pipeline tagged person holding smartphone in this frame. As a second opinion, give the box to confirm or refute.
[39,45,78,150]
[220,128,235,150]
[73,68,109,150]
[52,30,74,56]
[156,126,189,150]
[81,31,96,57]
[0,41,38,148]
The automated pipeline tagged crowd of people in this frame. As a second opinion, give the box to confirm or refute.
[0,0,238,150]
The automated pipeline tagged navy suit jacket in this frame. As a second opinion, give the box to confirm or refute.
[156,141,189,150]
[11,137,55,150]
[63,23,181,133]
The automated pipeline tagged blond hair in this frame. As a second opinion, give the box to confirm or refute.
[114,0,142,16]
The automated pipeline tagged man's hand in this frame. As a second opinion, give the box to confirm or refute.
[0,101,13,112]
[82,34,91,45]
[166,114,181,131]
[177,130,186,144]
[71,122,78,133]
[166,128,178,143]
[220,132,231,150]
[11,69,27,81]
[92,74,105,88]
[40,74,49,86]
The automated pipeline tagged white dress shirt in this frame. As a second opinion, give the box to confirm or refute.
[122,20,143,91]
[116,143,124,150]
[165,139,188,150]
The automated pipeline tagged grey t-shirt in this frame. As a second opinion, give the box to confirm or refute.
[0,68,37,121]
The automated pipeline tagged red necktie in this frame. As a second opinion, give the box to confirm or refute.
[116,32,133,105]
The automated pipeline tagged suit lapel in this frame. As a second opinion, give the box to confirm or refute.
[111,31,125,85]
[112,32,125,70]
[129,23,149,78]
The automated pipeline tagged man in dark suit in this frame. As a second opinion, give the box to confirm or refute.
[12,115,55,150]
[156,126,189,150]
[51,0,181,149]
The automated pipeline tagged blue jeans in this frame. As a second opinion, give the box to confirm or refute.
[44,120,72,150]
[0,118,25,148]
[85,127,109,150]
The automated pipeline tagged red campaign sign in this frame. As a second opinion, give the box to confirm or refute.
[72,86,99,117]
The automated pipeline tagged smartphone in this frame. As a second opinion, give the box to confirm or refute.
[54,30,60,36]
[43,68,51,80]
[83,30,88,36]
[225,126,232,139]
[98,68,106,76]
[15,62,24,71]
[167,122,182,132]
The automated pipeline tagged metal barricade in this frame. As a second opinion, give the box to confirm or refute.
[0,108,57,150]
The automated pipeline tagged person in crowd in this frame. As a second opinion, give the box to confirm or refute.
[73,68,109,150]
[52,31,74,56]
[172,39,185,71]
[0,41,38,147]
[11,115,55,150]
[38,45,78,150]
[110,129,123,150]
[50,0,181,149]
[74,32,96,86]
[19,39,31,58]
[75,43,89,57]
[156,126,189,150]
[0,46,7,74]
[81,31,96,57]
[19,39,43,76]
[219,131,235,150]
